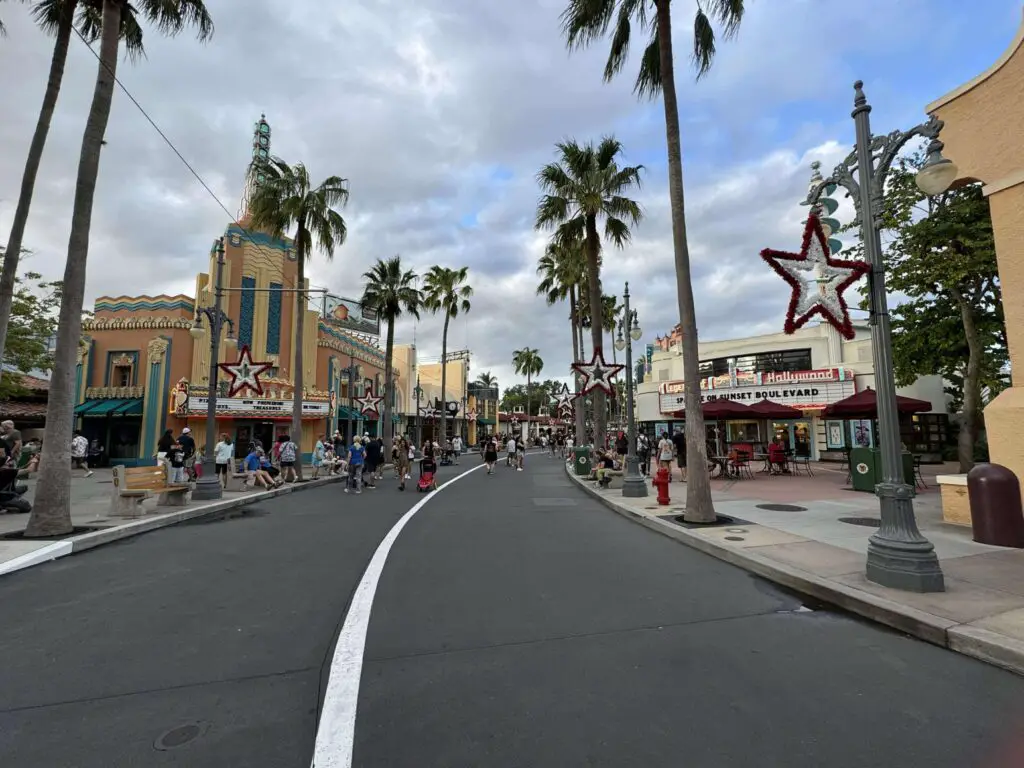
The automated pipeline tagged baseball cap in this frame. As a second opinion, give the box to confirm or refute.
[182,427,191,434]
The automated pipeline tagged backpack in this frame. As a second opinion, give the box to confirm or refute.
[280,441,297,463]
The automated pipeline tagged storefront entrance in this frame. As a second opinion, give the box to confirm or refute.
[772,420,814,458]
[233,421,277,452]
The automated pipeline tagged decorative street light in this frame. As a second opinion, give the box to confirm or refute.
[189,237,237,501]
[614,283,646,498]
[414,376,423,448]
[339,357,361,446]
[806,81,959,593]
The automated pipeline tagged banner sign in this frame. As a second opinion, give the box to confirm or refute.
[321,295,380,337]
[659,379,856,414]
[660,367,853,395]
[185,396,330,416]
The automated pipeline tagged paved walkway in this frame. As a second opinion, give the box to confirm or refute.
[570,459,1024,675]
[3,455,1024,766]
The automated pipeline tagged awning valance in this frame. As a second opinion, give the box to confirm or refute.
[476,417,495,425]
[75,398,144,417]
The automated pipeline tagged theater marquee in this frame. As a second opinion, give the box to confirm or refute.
[658,367,856,414]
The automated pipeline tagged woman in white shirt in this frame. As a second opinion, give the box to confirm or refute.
[214,434,235,489]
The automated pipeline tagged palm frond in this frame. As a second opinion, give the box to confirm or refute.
[137,0,214,41]
[709,0,745,37]
[560,0,616,51]
[692,7,716,78]
[634,29,661,98]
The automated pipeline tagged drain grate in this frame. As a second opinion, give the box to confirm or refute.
[756,503,807,512]
[154,721,208,751]
[838,516,881,527]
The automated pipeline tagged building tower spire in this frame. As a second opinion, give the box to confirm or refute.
[238,114,271,219]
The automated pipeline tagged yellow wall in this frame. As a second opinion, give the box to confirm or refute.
[926,13,1024,495]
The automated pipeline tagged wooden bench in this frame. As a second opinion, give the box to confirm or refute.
[597,469,625,490]
[110,464,190,517]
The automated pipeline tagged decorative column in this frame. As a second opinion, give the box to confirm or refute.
[140,336,171,465]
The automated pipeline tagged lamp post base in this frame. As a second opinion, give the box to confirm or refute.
[622,456,648,498]
[865,482,945,593]
[191,462,223,501]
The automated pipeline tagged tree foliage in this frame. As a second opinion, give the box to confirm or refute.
[500,379,564,415]
[0,246,61,399]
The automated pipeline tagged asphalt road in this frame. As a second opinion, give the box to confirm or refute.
[3,453,1024,767]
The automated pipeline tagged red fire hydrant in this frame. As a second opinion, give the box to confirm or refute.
[653,467,671,506]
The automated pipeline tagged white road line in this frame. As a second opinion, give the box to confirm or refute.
[311,462,487,768]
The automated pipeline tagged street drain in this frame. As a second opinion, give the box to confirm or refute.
[724,536,745,541]
[181,506,269,525]
[839,516,882,527]
[154,721,208,751]
[756,503,807,512]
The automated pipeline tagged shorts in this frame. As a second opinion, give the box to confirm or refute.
[215,462,229,475]
[484,451,498,462]
[72,457,87,469]
[280,461,295,468]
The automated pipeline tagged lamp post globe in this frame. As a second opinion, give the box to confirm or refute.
[915,139,959,195]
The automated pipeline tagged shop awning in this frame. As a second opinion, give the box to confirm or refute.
[75,398,144,417]
[476,417,495,425]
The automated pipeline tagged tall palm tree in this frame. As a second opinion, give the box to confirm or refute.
[536,238,586,438]
[561,0,745,522]
[0,0,143,388]
[361,256,422,456]
[248,158,348,476]
[535,136,642,450]
[26,0,212,538]
[423,266,472,443]
[512,348,544,439]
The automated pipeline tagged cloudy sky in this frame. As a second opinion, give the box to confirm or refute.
[0,0,1019,391]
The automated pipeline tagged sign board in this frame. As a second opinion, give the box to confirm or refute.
[185,396,330,416]
[660,367,853,395]
[321,295,380,337]
[659,379,856,414]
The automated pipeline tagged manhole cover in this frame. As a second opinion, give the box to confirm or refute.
[154,721,208,751]
[725,527,748,533]
[755,504,807,512]
[838,516,881,527]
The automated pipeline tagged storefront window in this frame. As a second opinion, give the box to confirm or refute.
[726,420,761,444]
[901,413,948,455]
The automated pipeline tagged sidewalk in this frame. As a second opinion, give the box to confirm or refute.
[0,465,342,577]
[566,460,1024,677]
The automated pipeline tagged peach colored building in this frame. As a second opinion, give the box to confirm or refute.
[927,11,1024,498]
[74,116,387,465]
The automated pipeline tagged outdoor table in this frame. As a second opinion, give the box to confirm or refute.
[754,453,772,474]
[711,456,738,479]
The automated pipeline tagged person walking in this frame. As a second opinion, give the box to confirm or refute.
[156,429,173,468]
[657,432,674,474]
[71,430,93,478]
[364,436,381,489]
[312,435,326,479]
[168,440,187,485]
[177,428,197,481]
[346,438,365,494]
[396,437,413,491]
[671,428,687,482]
[452,434,463,465]
[483,436,498,474]
[214,434,234,489]
[277,434,298,484]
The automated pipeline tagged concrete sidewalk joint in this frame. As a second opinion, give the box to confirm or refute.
[563,463,1024,677]
[0,474,344,579]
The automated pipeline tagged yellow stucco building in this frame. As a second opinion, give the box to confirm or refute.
[927,10,1024,501]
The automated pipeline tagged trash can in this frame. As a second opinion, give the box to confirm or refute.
[573,447,591,477]
[849,447,876,492]
[967,463,1024,547]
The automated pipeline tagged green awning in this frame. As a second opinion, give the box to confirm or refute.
[75,398,144,417]
[476,417,495,425]
[392,414,401,422]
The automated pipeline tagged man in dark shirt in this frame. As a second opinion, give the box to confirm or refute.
[177,428,197,480]
[364,437,381,488]
[671,429,687,482]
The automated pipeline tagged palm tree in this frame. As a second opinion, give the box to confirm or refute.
[361,256,422,456]
[512,348,544,439]
[26,0,212,538]
[0,0,144,388]
[536,238,586,438]
[561,0,745,522]
[475,371,498,389]
[247,158,348,477]
[423,266,472,443]
[535,136,642,450]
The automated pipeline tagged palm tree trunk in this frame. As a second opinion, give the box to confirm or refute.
[569,287,585,440]
[584,216,606,449]
[291,226,306,479]
[0,1,76,381]
[382,316,396,458]
[526,372,532,443]
[440,313,450,442]
[26,0,121,538]
[656,0,714,523]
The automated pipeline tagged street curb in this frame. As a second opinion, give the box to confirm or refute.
[0,474,343,578]
[563,463,1024,677]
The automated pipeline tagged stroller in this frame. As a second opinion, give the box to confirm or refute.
[0,467,31,514]
[417,457,438,493]
[439,449,454,467]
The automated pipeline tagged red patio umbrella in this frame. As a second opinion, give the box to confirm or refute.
[747,399,803,419]
[669,399,754,419]
[824,387,931,418]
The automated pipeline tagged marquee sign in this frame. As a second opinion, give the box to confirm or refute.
[659,379,857,414]
[660,367,854,395]
[184,396,330,416]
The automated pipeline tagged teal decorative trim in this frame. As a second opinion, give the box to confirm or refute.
[143,359,163,457]
[239,276,255,347]
[94,298,195,313]
[85,337,95,390]
[266,283,282,354]
[317,321,384,362]
[226,225,292,253]
[104,350,140,386]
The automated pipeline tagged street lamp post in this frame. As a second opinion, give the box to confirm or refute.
[414,377,423,448]
[189,237,237,501]
[340,356,362,446]
[806,81,959,593]
[615,283,647,498]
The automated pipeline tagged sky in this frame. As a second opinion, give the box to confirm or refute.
[0,0,1020,393]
